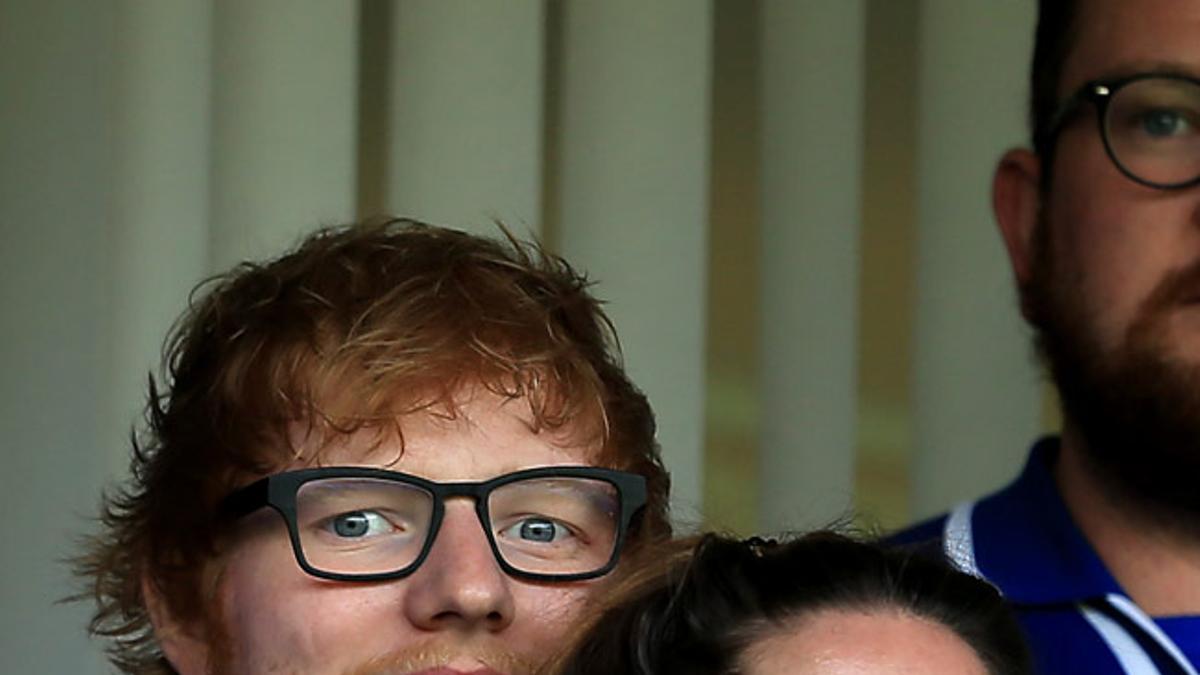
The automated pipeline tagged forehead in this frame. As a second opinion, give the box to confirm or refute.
[747,609,987,675]
[287,391,604,481]
[1063,0,1200,88]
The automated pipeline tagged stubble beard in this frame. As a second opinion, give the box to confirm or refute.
[342,642,539,675]
[1027,218,1200,530]
[203,630,537,675]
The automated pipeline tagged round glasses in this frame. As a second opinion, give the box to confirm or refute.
[1046,73,1200,190]
[221,466,647,582]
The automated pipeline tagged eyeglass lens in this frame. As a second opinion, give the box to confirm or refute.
[1104,77,1200,187]
[487,477,620,576]
[293,475,621,577]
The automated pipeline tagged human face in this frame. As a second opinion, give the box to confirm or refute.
[191,391,608,675]
[1037,0,1200,357]
[994,0,1200,517]
[738,609,988,675]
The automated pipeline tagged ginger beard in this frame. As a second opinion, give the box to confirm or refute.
[342,643,538,675]
[204,626,538,675]
[1027,217,1200,524]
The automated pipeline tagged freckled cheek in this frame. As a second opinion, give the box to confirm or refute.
[219,565,305,656]
[511,585,593,644]
[217,546,409,669]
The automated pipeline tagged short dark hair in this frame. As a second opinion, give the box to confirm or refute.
[73,218,671,674]
[1030,0,1080,163]
[551,531,1031,675]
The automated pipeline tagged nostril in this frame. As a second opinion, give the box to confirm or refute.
[423,607,509,631]
[429,610,456,625]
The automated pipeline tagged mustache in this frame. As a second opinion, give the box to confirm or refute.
[343,642,537,675]
[1138,258,1200,317]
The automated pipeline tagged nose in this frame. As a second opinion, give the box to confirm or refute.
[403,500,516,633]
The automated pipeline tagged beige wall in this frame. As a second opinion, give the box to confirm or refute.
[1,1,1041,670]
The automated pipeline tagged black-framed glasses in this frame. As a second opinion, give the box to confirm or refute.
[220,465,647,583]
[1044,72,1200,190]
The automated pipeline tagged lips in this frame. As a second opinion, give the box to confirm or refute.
[406,669,506,675]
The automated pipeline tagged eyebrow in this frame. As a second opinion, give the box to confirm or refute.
[1084,62,1200,83]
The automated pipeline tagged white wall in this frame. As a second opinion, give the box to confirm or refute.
[757,0,865,533]
[556,0,713,524]
[385,0,545,236]
[910,0,1041,517]
[1,2,119,671]
[211,0,359,267]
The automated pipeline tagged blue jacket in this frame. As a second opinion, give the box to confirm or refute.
[890,438,1200,674]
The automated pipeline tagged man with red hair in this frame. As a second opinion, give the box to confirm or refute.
[75,218,670,675]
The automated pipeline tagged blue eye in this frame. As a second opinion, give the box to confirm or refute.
[501,517,572,544]
[327,510,392,538]
[1141,109,1190,137]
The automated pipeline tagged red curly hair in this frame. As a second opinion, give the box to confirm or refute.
[73,218,670,674]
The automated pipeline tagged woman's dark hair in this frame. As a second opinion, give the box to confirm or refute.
[551,531,1030,675]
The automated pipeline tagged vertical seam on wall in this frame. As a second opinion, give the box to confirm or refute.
[539,0,563,251]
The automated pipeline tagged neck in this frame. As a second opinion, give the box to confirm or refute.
[1057,425,1200,616]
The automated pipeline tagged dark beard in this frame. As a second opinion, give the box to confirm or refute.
[1029,225,1200,525]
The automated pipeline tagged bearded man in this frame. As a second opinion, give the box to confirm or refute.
[74,218,670,674]
[891,2,1200,673]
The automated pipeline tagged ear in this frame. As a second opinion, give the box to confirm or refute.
[992,148,1043,319]
[142,575,212,675]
